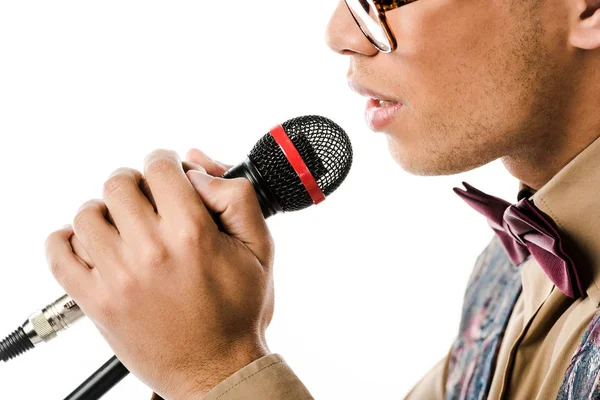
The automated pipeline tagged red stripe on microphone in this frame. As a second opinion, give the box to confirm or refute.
[269,125,326,205]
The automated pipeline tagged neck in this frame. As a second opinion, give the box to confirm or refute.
[502,64,600,190]
[502,133,598,191]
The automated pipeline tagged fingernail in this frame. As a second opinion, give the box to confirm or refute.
[187,170,212,188]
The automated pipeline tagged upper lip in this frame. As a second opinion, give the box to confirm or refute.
[347,80,402,103]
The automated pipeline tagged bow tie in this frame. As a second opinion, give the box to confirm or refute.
[454,182,584,299]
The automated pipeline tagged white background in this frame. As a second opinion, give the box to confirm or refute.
[0,1,518,399]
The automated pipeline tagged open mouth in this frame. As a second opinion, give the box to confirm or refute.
[375,99,400,107]
[347,80,404,131]
[365,98,403,131]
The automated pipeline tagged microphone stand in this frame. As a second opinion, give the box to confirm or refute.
[63,355,129,400]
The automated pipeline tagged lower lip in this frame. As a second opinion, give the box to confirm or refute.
[365,98,403,131]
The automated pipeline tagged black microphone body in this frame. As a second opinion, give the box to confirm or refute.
[222,158,282,218]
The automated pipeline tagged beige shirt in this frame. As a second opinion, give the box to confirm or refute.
[152,137,600,399]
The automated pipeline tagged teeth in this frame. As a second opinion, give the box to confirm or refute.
[378,100,396,107]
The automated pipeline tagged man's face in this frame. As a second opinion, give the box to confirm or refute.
[327,0,573,176]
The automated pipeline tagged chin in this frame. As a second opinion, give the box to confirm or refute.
[386,138,440,176]
[382,123,458,176]
[386,137,494,177]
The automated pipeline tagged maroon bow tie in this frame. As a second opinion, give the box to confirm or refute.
[454,182,584,299]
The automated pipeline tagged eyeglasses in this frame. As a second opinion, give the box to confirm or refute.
[344,0,415,53]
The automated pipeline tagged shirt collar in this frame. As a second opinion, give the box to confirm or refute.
[521,136,600,306]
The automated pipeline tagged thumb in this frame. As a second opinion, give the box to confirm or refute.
[186,170,273,267]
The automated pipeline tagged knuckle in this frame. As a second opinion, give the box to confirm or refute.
[113,271,139,295]
[149,148,177,159]
[44,231,58,254]
[184,149,209,166]
[73,201,101,228]
[265,233,276,264]
[175,223,203,249]
[45,249,69,284]
[145,157,177,175]
[139,240,171,270]
[110,167,137,177]
[265,230,275,252]
[145,149,179,167]
[47,257,63,279]
[103,174,130,198]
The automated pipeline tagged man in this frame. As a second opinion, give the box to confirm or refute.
[44,0,600,399]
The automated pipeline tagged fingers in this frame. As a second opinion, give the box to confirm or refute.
[181,160,207,174]
[70,234,94,268]
[143,149,214,227]
[186,170,274,269]
[72,199,122,273]
[156,158,207,209]
[185,148,233,177]
[45,225,97,299]
[103,167,159,241]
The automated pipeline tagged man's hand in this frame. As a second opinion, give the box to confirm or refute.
[44,149,275,399]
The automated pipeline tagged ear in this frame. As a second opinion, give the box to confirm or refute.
[569,0,600,49]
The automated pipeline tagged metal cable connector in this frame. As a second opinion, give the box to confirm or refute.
[1,294,84,362]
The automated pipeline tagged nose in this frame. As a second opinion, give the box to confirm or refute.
[326,1,379,56]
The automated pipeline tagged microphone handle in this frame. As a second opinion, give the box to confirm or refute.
[63,355,129,400]
[222,157,282,218]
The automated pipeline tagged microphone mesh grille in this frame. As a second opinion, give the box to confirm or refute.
[248,115,353,212]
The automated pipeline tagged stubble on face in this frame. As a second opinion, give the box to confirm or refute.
[368,0,570,179]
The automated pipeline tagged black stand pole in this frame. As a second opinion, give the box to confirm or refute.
[64,355,129,400]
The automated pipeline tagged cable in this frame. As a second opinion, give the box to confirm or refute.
[64,355,129,400]
[0,327,34,362]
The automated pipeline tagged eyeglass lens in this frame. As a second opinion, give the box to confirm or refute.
[345,0,393,51]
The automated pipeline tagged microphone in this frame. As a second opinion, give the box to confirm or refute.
[0,115,353,363]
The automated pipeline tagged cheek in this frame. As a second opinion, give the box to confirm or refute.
[387,0,510,115]
[372,0,564,175]
[376,3,525,174]
[382,1,537,151]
